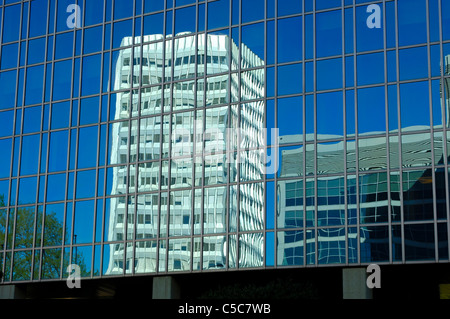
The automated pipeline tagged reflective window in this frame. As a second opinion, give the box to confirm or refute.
[404,223,435,261]
[242,0,264,23]
[317,58,342,91]
[277,17,302,63]
[208,0,229,30]
[316,10,342,58]
[0,70,17,109]
[316,91,343,139]
[175,6,196,34]
[84,26,103,54]
[398,0,427,46]
[400,81,430,130]
[52,60,72,101]
[2,4,20,43]
[360,226,389,262]
[73,200,95,244]
[20,134,40,176]
[277,96,302,137]
[48,131,68,173]
[0,111,14,138]
[318,228,346,264]
[356,5,383,52]
[357,86,385,135]
[399,46,428,81]
[277,230,303,266]
[357,52,384,86]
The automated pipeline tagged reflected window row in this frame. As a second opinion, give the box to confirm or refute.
[0,169,448,253]
[2,0,450,49]
[267,79,450,143]
[1,220,448,281]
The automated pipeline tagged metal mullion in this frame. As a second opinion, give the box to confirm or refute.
[200,4,208,272]
[188,1,201,272]
[235,0,242,270]
[8,0,29,283]
[301,0,307,268]
[341,0,349,266]
[394,0,405,264]
[131,1,145,276]
[380,0,395,264]
[260,0,266,271]
[224,0,233,270]
[424,0,439,262]
[0,0,5,273]
[352,0,361,266]
[159,0,169,275]
[163,0,176,275]
[92,0,108,279]
[101,0,114,275]
[312,0,318,267]
[126,0,138,277]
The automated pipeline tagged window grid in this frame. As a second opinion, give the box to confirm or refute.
[0,0,449,283]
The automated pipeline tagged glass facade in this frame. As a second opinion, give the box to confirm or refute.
[0,0,450,283]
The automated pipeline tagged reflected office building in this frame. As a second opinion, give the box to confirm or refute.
[2,0,450,300]
[105,33,265,275]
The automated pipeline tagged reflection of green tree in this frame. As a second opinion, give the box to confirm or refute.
[0,194,97,281]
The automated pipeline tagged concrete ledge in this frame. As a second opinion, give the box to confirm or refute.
[342,268,372,299]
[0,285,26,299]
[152,276,180,299]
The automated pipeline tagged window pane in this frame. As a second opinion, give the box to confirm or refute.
[84,26,103,54]
[318,228,346,264]
[0,70,17,109]
[76,170,96,199]
[277,96,302,137]
[27,38,46,65]
[3,4,20,43]
[81,55,101,96]
[51,101,70,130]
[277,17,302,63]
[399,46,428,81]
[43,203,65,247]
[78,126,98,169]
[175,6,196,34]
[357,86,386,135]
[357,52,384,86]
[400,81,430,130]
[0,111,14,138]
[398,0,427,46]
[48,131,68,173]
[208,0,229,30]
[74,200,95,244]
[356,5,383,52]
[53,60,72,101]
[242,0,264,23]
[277,230,303,266]
[317,91,343,139]
[317,58,342,91]
[316,10,342,58]
[360,226,389,263]
[404,223,435,261]
[20,134,40,176]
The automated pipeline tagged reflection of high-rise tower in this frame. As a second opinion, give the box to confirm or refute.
[106,33,265,275]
